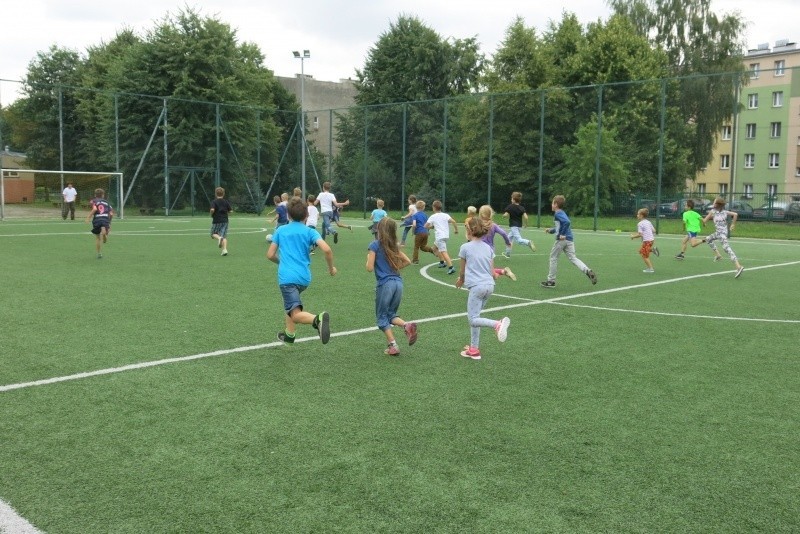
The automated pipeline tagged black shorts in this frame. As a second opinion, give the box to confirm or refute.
[91,220,110,235]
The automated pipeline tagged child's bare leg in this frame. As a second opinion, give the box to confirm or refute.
[287,308,316,335]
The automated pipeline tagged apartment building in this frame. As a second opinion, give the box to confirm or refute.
[697,39,800,200]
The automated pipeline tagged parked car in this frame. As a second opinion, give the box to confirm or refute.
[752,201,800,221]
[706,200,755,220]
[657,198,712,218]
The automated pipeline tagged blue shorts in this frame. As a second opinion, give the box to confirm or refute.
[686,231,698,238]
[211,222,228,238]
[280,284,307,315]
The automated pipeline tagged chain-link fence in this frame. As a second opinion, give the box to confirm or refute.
[2,67,798,223]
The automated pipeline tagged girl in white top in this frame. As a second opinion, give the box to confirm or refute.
[697,197,744,278]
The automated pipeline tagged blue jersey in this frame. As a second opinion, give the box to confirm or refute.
[273,221,321,286]
[368,240,402,287]
[371,208,388,224]
[550,210,574,242]
[411,211,428,235]
[276,204,289,225]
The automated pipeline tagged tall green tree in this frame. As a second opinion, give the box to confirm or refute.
[607,0,747,171]
[86,8,293,208]
[336,15,484,209]
[13,46,86,170]
[552,118,631,215]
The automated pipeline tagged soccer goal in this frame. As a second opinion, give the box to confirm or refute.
[0,169,123,221]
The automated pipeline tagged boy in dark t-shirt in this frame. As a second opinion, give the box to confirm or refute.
[502,191,536,256]
[85,188,114,259]
[210,187,233,256]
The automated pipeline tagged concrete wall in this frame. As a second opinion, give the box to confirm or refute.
[276,75,357,164]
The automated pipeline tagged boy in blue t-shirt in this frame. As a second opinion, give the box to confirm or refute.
[368,198,388,236]
[410,200,435,264]
[267,197,337,344]
[540,195,596,288]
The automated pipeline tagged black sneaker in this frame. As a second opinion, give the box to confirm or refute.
[586,270,597,285]
[333,232,338,244]
[675,253,685,260]
[277,331,295,343]
[316,311,331,344]
[540,280,556,288]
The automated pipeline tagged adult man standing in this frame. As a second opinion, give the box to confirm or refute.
[62,182,78,220]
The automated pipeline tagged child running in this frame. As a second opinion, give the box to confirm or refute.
[366,218,418,356]
[502,191,536,256]
[209,186,232,256]
[267,197,337,345]
[675,199,704,260]
[410,200,435,264]
[399,194,417,246]
[541,195,597,288]
[694,197,744,278]
[464,205,478,240]
[424,200,459,274]
[85,188,114,259]
[306,194,320,254]
[455,217,511,360]
[478,205,516,281]
[630,208,657,273]
[369,198,388,237]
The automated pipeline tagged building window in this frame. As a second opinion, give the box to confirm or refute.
[312,116,319,130]
[721,125,732,140]
[747,93,758,109]
[720,154,730,169]
[745,123,756,139]
[744,154,755,168]
[775,60,785,76]
[796,168,800,177]
[749,63,760,78]
[718,183,728,196]
[697,183,706,195]
[771,122,782,138]
[768,153,780,169]
[743,184,753,199]
[773,91,783,107]
[767,184,777,198]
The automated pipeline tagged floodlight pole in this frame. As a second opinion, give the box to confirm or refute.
[293,49,311,198]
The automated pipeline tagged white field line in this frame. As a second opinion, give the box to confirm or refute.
[2,260,798,394]
[0,499,42,534]
[0,228,268,238]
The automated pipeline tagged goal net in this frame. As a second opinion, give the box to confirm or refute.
[0,169,123,221]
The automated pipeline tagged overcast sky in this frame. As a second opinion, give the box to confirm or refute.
[1,0,798,106]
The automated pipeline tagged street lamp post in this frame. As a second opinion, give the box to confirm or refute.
[293,49,310,198]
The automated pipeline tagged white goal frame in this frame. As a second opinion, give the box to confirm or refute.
[1,169,124,221]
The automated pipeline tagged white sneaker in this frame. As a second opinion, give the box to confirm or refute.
[495,317,510,342]
[528,241,536,252]
[222,249,228,256]
[643,268,654,273]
